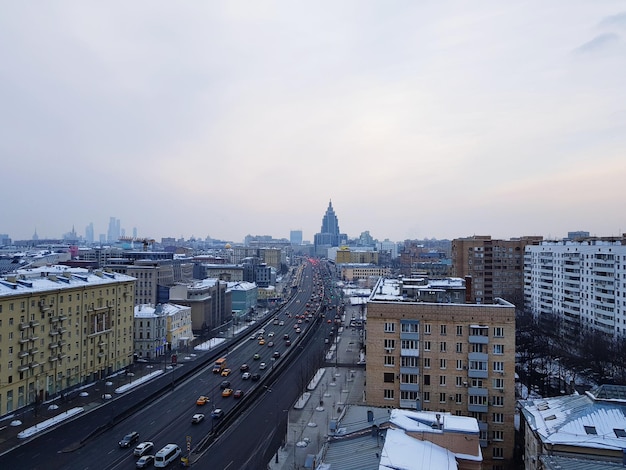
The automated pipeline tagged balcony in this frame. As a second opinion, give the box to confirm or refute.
[19,337,29,344]
[49,316,60,323]
[468,368,489,379]
[468,335,489,345]
[18,350,29,358]
[49,343,59,350]
[30,320,40,327]
[28,335,39,342]
[468,403,488,413]
[49,330,59,337]
[399,383,420,393]
[29,361,39,369]
[19,322,30,331]
[18,364,30,372]
[400,348,419,357]
[29,348,39,355]
[48,355,58,363]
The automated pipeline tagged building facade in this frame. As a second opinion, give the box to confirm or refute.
[365,276,516,469]
[452,235,542,306]
[524,238,626,340]
[0,266,135,417]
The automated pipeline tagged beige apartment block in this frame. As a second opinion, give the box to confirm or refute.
[0,266,135,417]
[451,235,542,306]
[365,277,516,470]
[339,264,391,282]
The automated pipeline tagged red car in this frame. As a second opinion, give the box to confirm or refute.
[233,389,244,399]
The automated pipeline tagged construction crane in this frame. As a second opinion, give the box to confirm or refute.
[118,236,156,251]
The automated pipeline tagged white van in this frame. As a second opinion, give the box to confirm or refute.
[154,443,181,468]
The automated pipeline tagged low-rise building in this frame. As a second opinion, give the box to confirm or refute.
[519,384,626,469]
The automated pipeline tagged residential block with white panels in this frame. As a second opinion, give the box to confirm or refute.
[524,238,626,340]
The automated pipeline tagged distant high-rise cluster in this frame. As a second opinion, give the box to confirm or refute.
[107,217,121,243]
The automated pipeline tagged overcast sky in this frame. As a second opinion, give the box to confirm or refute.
[2,1,626,243]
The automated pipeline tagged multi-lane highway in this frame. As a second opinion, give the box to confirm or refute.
[0,259,334,470]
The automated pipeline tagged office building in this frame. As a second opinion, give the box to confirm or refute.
[0,266,135,418]
[452,235,542,306]
[524,237,626,340]
[365,276,516,469]
[290,230,303,246]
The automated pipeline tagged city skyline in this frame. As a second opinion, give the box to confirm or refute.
[2,2,625,242]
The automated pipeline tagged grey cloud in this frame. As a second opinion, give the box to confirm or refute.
[599,12,626,30]
[574,32,621,54]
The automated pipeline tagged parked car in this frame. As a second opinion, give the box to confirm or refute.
[133,441,154,457]
[191,413,205,424]
[135,455,154,469]
[119,431,139,448]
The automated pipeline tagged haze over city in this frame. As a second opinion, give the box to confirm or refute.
[2,2,625,243]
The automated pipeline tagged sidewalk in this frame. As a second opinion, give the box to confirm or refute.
[268,304,366,470]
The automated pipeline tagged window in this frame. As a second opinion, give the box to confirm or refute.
[456,343,463,353]
[493,361,504,372]
[401,356,419,368]
[401,323,418,333]
[384,322,395,333]
[492,396,504,407]
[384,339,395,350]
[400,390,418,401]
[439,342,447,353]
[471,343,485,353]
[456,359,463,370]
[383,389,394,400]
[439,393,447,403]
[384,372,395,383]
[423,391,430,402]
[424,341,431,351]
[423,374,430,385]
[469,395,487,406]
[400,374,419,384]
[492,430,504,441]
[492,447,504,459]
[493,378,504,389]
[439,359,447,369]
[401,339,418,350]
[440,325,447,335]
[493,327,504,337]
[471,379,484,388]
[424,323,431,335]
[456,376,464,386]
[439,375,446,386]
[456,325,463,336]
[492,413,504,423]
[423,357,431,368]
[384,355,395,367]
[470,360,487,371]
[493,344,504,355]
[455,394,463,404]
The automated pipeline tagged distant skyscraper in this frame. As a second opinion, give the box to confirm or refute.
[107,217,121,243]
[85,222,94,244]
[314,201,345,254]
[290,230,303,245]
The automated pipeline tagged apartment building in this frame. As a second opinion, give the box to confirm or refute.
[524,238,626,341]
[169,279,231,334]
[0,266,135,418]
[365,276,516,470]
[335,247,380,264]
[452,235,542,306]
[339,264,391,282]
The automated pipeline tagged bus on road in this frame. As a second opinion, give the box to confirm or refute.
[212,357,227,374]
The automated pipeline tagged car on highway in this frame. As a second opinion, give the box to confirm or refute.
[253,353,261,360]
[259,362,267,370]
[220,380,231,389]
[285,340,291,346]
[242,372,251,380]
[295,328,301,333]
[268,332,275,337]
[211,408,224,419]
[279,321,285,326]
[283,334,289,340]
[222,388,233,397]
[273,351,281,358]
[258,339,266,345]
[267,341,274,347]
[251,373,261,381]
[119,431,139,448]
[221,368,232,377]
[191,413,205,424]
[135,455,154,469]
[240,363,249,371]
[233,389,244,399]
[196,396,210,406]
[133,441,154,457]
[249,335,256,341]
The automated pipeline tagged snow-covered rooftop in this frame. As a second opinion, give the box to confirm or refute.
[520,386,626,451]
